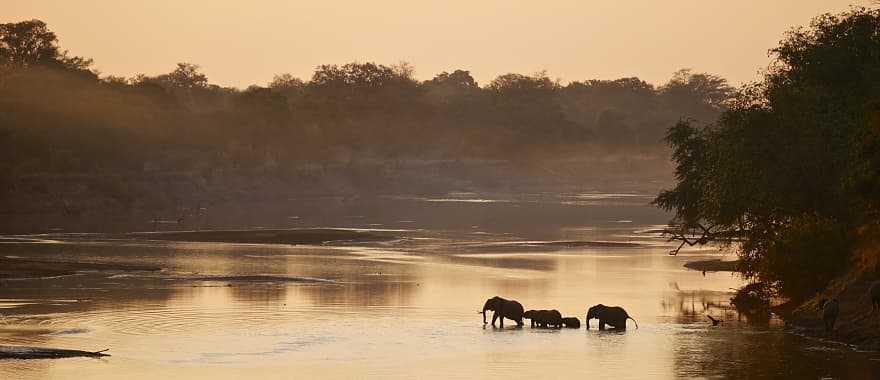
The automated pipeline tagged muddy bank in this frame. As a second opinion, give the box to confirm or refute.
[0,257,160,280]
[126,228,389,245]
[787,275,880,351]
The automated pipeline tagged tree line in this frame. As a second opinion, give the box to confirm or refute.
[656,7,880,303]
[0,20,732,178]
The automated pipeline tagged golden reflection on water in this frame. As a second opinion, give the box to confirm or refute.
[2,222,880,378]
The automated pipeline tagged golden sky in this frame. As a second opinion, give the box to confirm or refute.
[3,0,869,88]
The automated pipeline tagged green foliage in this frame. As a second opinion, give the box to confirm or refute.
[655,7,880,301]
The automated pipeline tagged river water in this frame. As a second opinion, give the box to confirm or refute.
[1,191,878,379]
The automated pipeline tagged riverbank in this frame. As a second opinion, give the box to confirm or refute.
[683,255,880,350]
[782,232,880,351]
[787,274,880,351]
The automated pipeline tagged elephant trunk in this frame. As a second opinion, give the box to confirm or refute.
[585,316,591,329]
[482,306,488,324]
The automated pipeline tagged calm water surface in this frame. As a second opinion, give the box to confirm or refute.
[1,191,878,379]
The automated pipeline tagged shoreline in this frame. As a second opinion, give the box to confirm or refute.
[682,258,880,351]
[784,276,880,351]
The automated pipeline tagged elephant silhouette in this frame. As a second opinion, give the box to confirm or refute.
[481,296,524,328]
[523,309,563,328]
[586,304,638,330]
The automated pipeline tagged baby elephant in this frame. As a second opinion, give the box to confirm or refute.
[562,317,581,329]
[523,309,563,328]
[586,304,638,330]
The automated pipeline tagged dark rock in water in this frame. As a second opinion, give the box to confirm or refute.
[0,346,110,359]
[683,259,738,272]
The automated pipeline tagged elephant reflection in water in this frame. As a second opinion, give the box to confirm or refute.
[481,296,524,328]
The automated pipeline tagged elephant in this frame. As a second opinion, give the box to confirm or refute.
[482,296,524,328]
[869,281,880,313]
[819,298,839,332]
[586,304,638,330]
[524,309,563,328]
[523,310,543,328]
[562,317,581,329]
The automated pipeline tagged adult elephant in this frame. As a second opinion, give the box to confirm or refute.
[586,304,638,330]
[482,296,524,328]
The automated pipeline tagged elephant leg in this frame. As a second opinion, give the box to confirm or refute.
[516,318,523,327]
[492,312,499,327]
[598,319,606,330]
[499,315,504,328]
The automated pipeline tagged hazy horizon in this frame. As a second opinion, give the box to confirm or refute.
[4,0,869,88]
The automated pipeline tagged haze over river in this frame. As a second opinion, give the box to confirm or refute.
[1,189,878,379]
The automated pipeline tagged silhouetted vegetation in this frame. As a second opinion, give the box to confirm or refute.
[0,19,730,229]
[656,8,880,302]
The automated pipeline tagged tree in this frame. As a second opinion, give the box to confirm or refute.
[425,69,478,89]
[268,73,304,90]
[0,20,59,66]
[423,69,480,106]
[165,63,208,89]
[0,19,92,71]
[655,7,880,301]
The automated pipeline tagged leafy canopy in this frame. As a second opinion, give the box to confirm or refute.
[655,7,880,301]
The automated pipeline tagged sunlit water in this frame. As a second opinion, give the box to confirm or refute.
[1,191,879,379]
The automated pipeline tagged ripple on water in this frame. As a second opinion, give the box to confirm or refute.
[52,305,338,337]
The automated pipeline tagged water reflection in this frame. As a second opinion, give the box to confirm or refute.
[2,194,879,379]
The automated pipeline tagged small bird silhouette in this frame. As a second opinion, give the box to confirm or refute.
[707,315,721,326]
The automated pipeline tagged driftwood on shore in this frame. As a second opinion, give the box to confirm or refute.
[0,346,110,359]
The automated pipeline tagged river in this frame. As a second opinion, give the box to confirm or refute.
[1,190,878,379]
